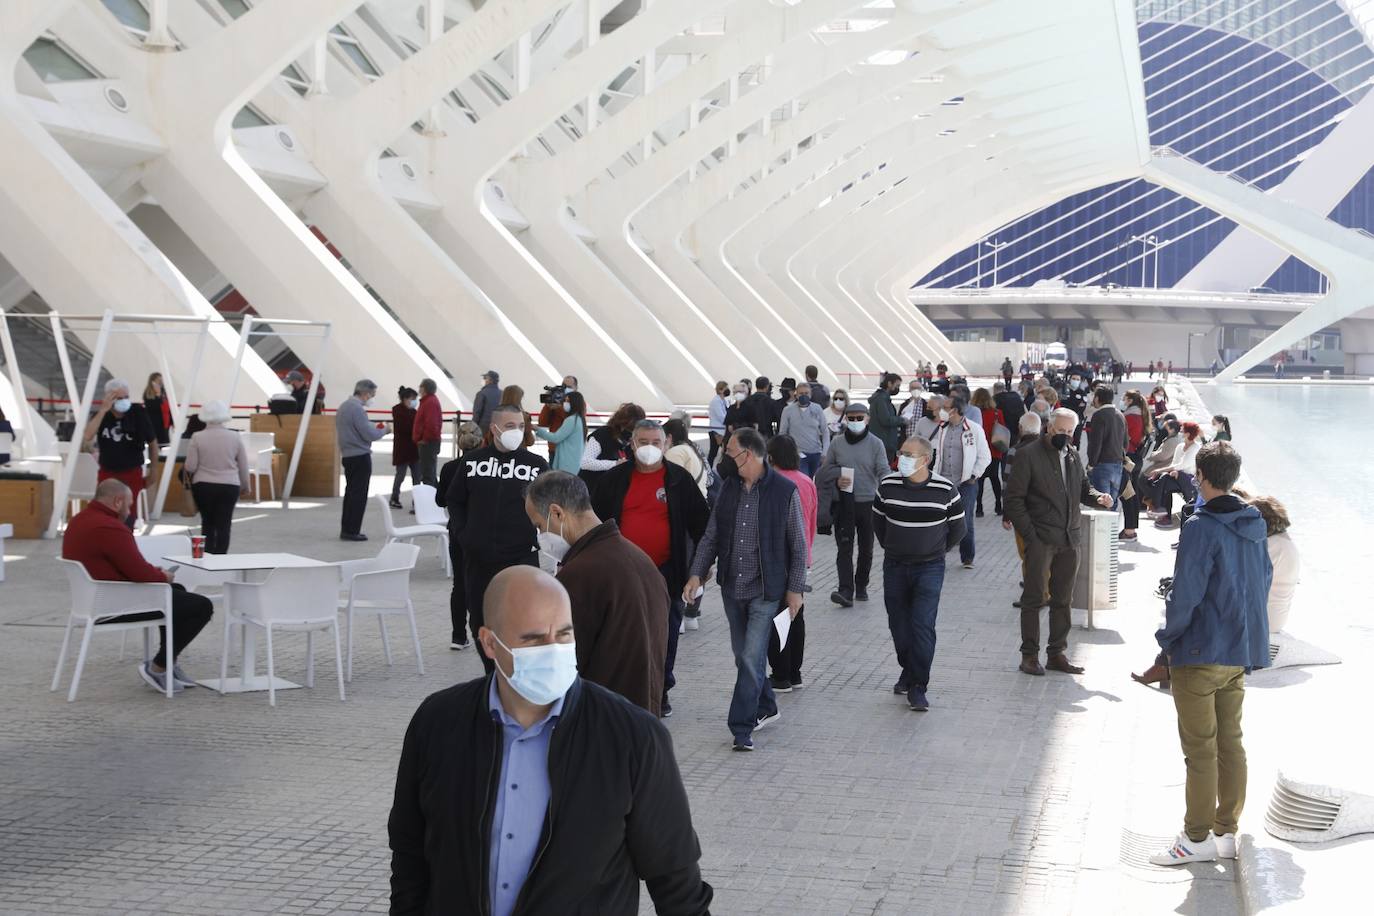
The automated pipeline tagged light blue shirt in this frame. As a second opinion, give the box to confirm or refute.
[708,394,728,434]
[488,678,563,916]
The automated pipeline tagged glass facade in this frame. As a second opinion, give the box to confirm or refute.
[917,0,1374,295]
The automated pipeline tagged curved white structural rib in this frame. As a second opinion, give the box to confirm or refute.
[1,0,1360,411]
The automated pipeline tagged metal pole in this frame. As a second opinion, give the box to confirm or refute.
[280,323,332,508]
[226,314,253,411]
[1153,240,1160,288]
[48,313,80,426]
[47,311,113,539]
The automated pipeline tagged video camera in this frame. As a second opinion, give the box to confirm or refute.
[539,384,570,406]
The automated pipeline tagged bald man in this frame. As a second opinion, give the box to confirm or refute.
[61,479,214,694]
[389,566,712,916]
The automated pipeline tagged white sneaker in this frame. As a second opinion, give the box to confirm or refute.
[1149,831,1217,866]
[679,620,685,634]
[685,617,699,631]
[1213,833,1237,859]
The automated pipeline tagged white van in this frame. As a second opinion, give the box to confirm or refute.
[1044,342,1068,372]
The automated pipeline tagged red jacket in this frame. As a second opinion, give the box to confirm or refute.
[61,502,166,583]
[981,408,1006,459]
[412,393,442,444]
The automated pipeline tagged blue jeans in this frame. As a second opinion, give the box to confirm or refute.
[721,593,778,741]
[1089,462,1122,510]
[957,480,977,564]
[799,452,821,478]
[884,558,946,692]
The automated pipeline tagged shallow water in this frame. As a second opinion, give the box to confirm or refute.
[1200,384,1374,632]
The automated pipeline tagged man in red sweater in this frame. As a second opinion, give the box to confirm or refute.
[62,479,214,694]
[412,378,444,486]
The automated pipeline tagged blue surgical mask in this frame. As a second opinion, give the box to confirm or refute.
[897,454,921,477]
[112,398,132,413]
[492,633,578,705]
[845,420,866,434]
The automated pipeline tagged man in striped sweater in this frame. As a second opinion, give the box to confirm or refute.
[873,436,966,712]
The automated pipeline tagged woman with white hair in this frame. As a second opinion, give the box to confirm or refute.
[183,400,251,554]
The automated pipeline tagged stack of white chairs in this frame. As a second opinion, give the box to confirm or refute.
[240,432,277,502]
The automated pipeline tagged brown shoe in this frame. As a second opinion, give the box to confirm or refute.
[1130,663,1170,688]
[1019,656,1045,676]
[1046,654,1085,675]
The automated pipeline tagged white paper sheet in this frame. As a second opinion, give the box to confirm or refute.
[773,608,791,647]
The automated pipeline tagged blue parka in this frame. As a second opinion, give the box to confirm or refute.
[1157,494,1272,671]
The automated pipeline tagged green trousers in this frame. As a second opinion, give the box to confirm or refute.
[1170,664,1247,842]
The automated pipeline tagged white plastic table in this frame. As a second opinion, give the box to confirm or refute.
[164,552,332,693]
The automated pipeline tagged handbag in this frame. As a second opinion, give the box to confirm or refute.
[990,421,1011,452]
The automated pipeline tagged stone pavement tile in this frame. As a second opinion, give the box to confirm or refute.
[0,463,1244,915]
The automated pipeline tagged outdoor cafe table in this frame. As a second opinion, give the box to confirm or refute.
[162,552,332,693]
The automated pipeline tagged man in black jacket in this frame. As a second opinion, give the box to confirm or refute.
[592,421,709,718]
[993,381,1025,450]
[1084,385,1127,509]
[744,376,778,437]
[389,565,712,916]
[445,404,548,673]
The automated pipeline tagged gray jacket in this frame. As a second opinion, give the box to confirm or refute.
[336,397,386,458]
[778,401,830,455]
[820,432,890,502]
[471,382,502,431]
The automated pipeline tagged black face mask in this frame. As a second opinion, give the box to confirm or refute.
[718,453,740,480]
[1050,433,1070,450]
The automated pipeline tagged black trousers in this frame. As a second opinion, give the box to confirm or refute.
[191,482,239,554]
[417,441,441,486]
[109,585,213,668]
[448,533,468,643]
[658,563,684,701]
[1122,443,1148,530]
[464,551,539,674]
[1019,539,1079,657]
[978,456,1003,511]
[391,462,419,502]
[768,602,805,682]
[341,453,372,536]
[834,497,875,597]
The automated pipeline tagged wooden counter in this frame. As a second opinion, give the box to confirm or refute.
[248,414,340,497]
[0,476,54,538]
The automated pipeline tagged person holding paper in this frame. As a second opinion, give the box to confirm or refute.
[684,428,807,752]
[873,437,966,711]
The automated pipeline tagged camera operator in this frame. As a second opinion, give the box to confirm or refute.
[536,375,579,463]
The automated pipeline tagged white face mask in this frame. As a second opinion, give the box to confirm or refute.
[635,444,663,466]
[407,399,418,410]
[897,454,921,477]
[562,401,572,413]
[733,392,745,403]
[845,420,866,434]
[833,399,847,409]
[538,511,570,564]
[938,409,950,422]
[498,428,524,451]
[491,633,578,706]
[112,398,132,414]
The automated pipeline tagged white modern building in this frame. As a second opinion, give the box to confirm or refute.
[2,0,1371,435]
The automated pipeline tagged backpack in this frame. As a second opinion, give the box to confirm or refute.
[809,382,831,410]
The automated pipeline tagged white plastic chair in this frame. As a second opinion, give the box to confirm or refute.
[412,483,448,526]
[117,535,232,658]
[335,542,423,682]
[66,452,98,518]
[0,523,11,583]
[220,566,344,707]
[241,432,276,502]
[375,492,450,576]
[52,559,174,701]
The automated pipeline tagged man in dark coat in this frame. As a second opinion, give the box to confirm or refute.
[388,566,711,915]
[867,372,902,462]
[592,420,709,717]
[1004,408,1112,677]
[745,376,779,437]
[527,471,668,715]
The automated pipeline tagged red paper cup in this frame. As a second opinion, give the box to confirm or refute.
[191,536,205,559]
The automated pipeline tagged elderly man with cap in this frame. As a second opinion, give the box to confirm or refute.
[285,370,323,414]
[472,370,502,432]
[819,402,892,607]
[388,565,712,914]
[336,379,390,541]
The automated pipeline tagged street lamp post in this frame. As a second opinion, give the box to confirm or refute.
[1186,331,1205,378]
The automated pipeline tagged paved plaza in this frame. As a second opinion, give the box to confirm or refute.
[0,449,1257,916]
